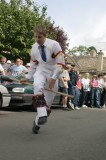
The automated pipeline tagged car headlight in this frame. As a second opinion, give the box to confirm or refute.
[12,88,24,93]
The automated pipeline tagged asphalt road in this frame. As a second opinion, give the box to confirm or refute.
[0,108,106,160]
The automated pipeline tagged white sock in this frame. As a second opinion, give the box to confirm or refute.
[63,105,67,108]
[69,100,71,103]
[35,115,39,126]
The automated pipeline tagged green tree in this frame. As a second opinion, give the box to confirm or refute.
[0,0,68,63]
[68,46,78,55]
[87,46,97,54]
[69,45,97,56]
[77,45,88,56]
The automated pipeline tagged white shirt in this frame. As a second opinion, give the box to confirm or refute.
[0,64,4,72]
[10,65,27,77]
[103,81,106,89]
[98,79,104,88]
[81,78,90,91]
[26,38,65,80]
[1,63,10,74]
[59,70,70,88]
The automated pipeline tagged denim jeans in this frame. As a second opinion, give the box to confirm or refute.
[69,86,80,107]
[91,87,100,108]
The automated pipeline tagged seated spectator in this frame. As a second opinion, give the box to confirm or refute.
[10,58,28,77]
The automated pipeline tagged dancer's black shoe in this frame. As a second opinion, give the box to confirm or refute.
[32,121,40,134]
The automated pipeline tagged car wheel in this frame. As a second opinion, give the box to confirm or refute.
[0,96,2,109]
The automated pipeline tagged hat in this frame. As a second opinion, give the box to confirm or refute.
[71,63,75,67]
[7,60,11,64]
[26,63,30,67]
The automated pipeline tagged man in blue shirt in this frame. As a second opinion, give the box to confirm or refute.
[68,64,80,110]
[10,58,28,77]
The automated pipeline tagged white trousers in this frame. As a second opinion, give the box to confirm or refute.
[33,70,58,125]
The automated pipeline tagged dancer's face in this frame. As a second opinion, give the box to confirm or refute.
[34,32,46,45]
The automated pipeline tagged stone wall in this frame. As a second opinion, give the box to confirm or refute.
[66,52,106,74]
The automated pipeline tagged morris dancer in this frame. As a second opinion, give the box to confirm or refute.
[22,25,65,134]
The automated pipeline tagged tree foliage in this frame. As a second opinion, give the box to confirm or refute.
[0,0,68,63]
[69,45,97,56]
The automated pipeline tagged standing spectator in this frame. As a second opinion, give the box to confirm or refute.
[101,75,106,108]
[68,64,80,110]
[10,58,28,77]
[90,75,100,108]
[76,74,82,106]
[0,56,10,75]
[76,74,82,90]
[81,73,90,108]
[59,65,70,111]
[98,73,104,106]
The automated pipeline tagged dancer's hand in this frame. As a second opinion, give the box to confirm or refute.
[48,78,56,89]
[20,79,29,84]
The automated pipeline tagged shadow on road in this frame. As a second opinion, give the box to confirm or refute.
[1,105,62,112]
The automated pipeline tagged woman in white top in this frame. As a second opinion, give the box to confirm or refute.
[81,73,90,107]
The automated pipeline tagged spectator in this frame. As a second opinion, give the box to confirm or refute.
[0,56,10,74]
[81,73,90,108]
[98,73,104,106]
[26,63,30,72]
[90,75,100,108]
[68,64,80,110]
[76,74,82,90]
[7,60,11,66]
[76,74,82,106]
[59,65,70,111]
[10,58,28,77]
[101,75,106,108]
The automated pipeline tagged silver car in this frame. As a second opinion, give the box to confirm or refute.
[0,84,11,108]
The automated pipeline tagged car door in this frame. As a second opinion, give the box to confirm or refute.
[0,84,11,107]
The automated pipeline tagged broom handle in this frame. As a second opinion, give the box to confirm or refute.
[8,77,74,98]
